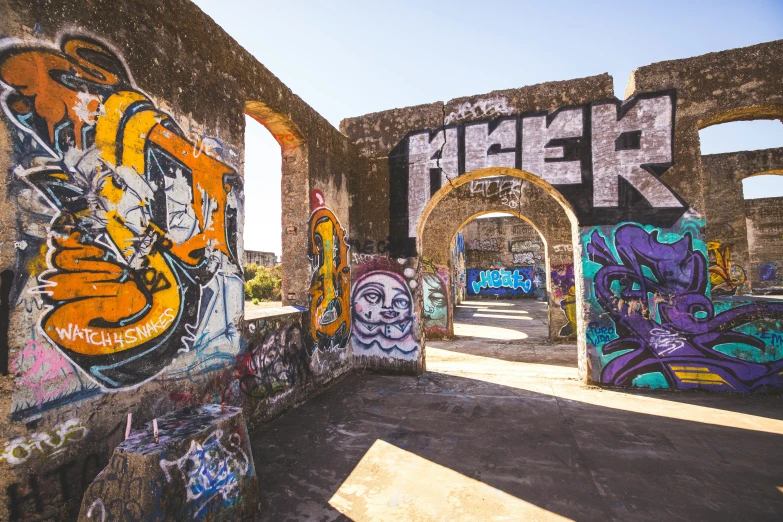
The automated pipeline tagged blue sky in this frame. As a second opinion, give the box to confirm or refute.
[193,0,783,254]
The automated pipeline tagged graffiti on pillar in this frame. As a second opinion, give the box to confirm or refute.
[388,92,685,256]
[584,222,783,392]
[351,260,418,360]
[551,264,576,337]
[707,241,747,295]
[467,267,534,296]
[308,192,351,353]
[0,35,242,393]
[451,233,466,305]
[422,267,449,336]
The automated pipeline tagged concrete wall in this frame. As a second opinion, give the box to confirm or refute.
[0,1,357,520]
[342,39,783,391]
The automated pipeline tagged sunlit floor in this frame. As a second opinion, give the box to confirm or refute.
[251,333,783,521]
[453,298,550,341]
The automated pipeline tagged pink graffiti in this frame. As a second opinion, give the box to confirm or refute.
[12,340,74,407]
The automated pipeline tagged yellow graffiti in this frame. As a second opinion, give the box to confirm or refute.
[707,241,746,292]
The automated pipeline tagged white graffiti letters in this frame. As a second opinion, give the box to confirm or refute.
[1,418,88,465]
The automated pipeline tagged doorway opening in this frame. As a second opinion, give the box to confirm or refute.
[448,213,551,344]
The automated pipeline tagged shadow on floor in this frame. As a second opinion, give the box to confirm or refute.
[251,347,783,521]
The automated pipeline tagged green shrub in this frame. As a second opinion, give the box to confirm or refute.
[244,264,282,301]
[244,263,259,281]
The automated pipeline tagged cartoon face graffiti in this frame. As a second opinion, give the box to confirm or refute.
[351,271,418,359]
[422,273,448,330]
[0,36,240,389]
[308,207,351,351]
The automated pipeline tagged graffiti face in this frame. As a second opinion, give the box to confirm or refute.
[308,207,351,351]
[422,273,448,329]
[585,223,783,392]
[0,36,240,390]
[351,271,418,359]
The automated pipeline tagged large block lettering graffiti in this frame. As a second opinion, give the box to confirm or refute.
[308,193,351,352]
[388,93,686,256]
[0,36,241,391]
[584,223,783,391]
[467,267,534,296]
[351,263,418,360]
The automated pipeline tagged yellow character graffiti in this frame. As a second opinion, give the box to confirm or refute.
[308,207,351,351]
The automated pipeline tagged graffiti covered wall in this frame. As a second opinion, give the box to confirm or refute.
[343,39,783,387]
[0,2,356,518]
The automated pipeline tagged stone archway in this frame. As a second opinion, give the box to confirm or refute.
[416,167,587,378]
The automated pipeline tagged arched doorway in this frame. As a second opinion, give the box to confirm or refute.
[416,167,585,377]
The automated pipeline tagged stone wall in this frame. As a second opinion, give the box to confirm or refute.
[702,147,783,295]
[0,1,356,520]
[342,39,783,390]
[746,196,783,294]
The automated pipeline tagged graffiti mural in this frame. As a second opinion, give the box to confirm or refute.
[451,232,466,306]
[468,267,534,296]
[0,36,242,394]
[236,320,307,402]
[551,264,576,336]
[707,241,747,295]
[308,195,351,353]
[422,269,449,335]
[584,222,783,391]
[159,428,251,518]
[351,262,419,360]
[389,92,685,256]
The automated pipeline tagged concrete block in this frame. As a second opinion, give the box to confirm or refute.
[77,404,258,521]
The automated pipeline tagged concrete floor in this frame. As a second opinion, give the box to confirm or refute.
[452,299,550,342]
[250,300,783,521]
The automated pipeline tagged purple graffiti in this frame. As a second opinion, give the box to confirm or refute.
[587,224,783,392]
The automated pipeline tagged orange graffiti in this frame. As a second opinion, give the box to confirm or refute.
[0,36,238,387]
[308,207,351,350]
[0,38,124,148]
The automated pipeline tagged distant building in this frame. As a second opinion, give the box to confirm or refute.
[244,250,278,267]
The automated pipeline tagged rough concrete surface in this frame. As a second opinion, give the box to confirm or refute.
[251,340,783,521]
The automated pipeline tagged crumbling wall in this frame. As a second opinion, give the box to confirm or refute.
[746,196,783,294]
[343,39,783,391]
[0,1,357,520]
[702,147,783,295]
